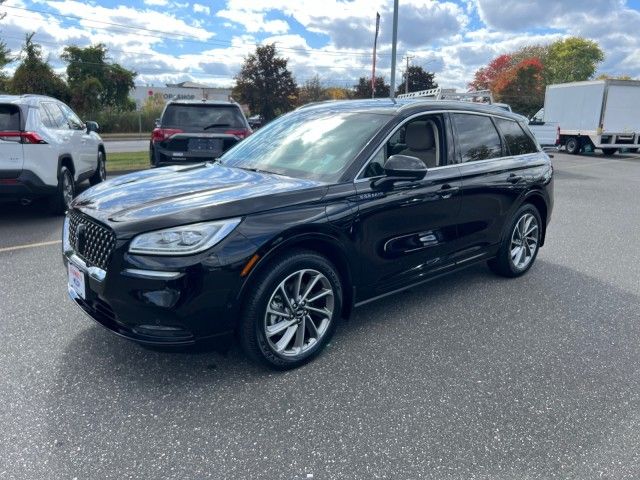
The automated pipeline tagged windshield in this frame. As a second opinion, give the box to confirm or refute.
[162,104,246,130]
[219,109,390,182]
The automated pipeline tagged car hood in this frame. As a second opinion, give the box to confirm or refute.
[72,163,327,234]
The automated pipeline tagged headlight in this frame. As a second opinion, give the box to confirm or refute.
[129,218,241,256]
[62,215,71,253]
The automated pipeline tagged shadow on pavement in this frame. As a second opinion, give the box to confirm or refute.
[43,259,640,478]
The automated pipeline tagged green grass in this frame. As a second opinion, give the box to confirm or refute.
[106,151,149,172]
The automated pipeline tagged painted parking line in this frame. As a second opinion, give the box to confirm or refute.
[0,239,62,253]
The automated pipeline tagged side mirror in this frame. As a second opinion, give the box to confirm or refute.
[86,121,99,133]
[154,118,161,128]
[373,155,427,188]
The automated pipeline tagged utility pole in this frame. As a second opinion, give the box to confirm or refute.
[389,0,399,99]
[404,54,414,94]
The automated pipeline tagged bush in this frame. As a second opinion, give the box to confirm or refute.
[89,109,162,134]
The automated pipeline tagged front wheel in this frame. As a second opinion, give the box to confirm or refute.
[602,148,617,156]
[239,250,342,369]
[565,137,581,154]
[488,204,542,278]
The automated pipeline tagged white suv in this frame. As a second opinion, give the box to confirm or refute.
[0,94,106,213]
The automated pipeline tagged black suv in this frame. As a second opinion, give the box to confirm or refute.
[149,100,251,167]
[64,99,553,369]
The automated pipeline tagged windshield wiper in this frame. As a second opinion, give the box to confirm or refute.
[237,166,281,175]
[203,123,231,130]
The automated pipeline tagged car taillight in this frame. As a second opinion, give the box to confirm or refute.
[224,129,251,139]
[555,126,560,146]
[151,128,183,143]
[0,131,47,144]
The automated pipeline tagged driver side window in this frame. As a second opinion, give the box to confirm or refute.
[359,113,446,179]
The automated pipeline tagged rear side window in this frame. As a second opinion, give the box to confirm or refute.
[452,113,502,162]
[0,104,21,131]
[42,103,68,129]
[162,104,245,130]
[495,118,538,155]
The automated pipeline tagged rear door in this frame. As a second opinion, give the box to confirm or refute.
[0,104,25,176]
[454,113,538,261]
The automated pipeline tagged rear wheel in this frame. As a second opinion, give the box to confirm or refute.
[488,204,542,278]
[50,166,74,215]
[239,250,342,369]
[565,136,581,154]
[89,150,106,186]
[602,148,618,156]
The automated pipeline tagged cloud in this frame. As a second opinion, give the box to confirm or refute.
[193,3,211,15]
[143,0,169,6]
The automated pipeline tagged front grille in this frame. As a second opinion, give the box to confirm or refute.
[68,210,116,270]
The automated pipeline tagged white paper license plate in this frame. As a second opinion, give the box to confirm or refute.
[68,262,86,300]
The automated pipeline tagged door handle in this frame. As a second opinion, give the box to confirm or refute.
[437,184,459,199]
[507,174,523,184]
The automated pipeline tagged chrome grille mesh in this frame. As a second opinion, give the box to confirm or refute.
[68,210,116,270]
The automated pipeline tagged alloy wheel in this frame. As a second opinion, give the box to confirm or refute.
[99,153,107,181]
[264,269,334,357]
[510,213,539,270]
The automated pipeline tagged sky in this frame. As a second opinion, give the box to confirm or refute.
[1,0,640,91]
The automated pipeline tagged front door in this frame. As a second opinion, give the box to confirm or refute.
[352,113,463,300]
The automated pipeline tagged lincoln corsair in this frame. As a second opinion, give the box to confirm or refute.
[63,99,553,369]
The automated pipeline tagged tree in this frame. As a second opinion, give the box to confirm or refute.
[596,73,633,80]
[353,76,390,99]
[298,75,329,105]
[468,54,512,91]
[493,58,545,117]
[233,44,298,121]
[546,37,604,84]
[325,87,352,100]
[61,44,136,114]
[395,65,437,96]
[0,38,12,92]
[10,33,70,101]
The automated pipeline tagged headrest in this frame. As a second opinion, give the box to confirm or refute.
[405,122,435,151]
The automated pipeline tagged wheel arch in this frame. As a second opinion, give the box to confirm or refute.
[98,143,106,161]
[521,190,549,246]
[237,231,356,320]
[57,154,75,179]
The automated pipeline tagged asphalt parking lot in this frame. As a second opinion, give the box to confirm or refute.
[1,151,639,479]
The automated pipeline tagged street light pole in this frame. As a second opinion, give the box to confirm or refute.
[404,54,414,94]
[389,0,399,99]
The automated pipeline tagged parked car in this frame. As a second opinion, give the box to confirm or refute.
[0,94,105,213]
[149,100,252,167]
[63,99,553,369]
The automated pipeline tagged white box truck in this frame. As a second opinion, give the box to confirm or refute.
[543,79,640,155]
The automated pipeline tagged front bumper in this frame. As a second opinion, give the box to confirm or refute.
[63,244,246,345]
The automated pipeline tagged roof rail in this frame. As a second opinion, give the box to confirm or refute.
[396,87,494,104]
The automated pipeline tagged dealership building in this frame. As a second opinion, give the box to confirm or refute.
[130,82,233,109]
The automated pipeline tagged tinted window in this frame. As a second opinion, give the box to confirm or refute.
[162,104,246,129]
[495,118,538,155]
[42,103,68,129]
[220,111,388,182]
[0,104,21,130]
[452,113,502,162]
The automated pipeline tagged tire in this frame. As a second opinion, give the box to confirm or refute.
[488,204,542,278]
[565,137,581,154]
[50,166,74,215]
[239,249,343,369]
[602,148,618,156]
[89,150,106,186]
[149,144,157,167]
